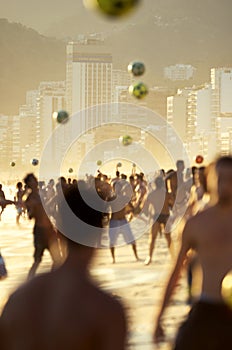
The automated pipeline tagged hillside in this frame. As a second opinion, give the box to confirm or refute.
[0,19,66,115]
[1,0,232,114]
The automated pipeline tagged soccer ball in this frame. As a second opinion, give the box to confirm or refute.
[129,82,148,99]
[68,168,73,173]
[56,110,69,124]
[119,135,133,146]
[96,160,102,166]
[117,162,122,168]
[83,0,141,17]
[10,161,16,167]
[31,158,39,166]
[128,61,145,76]
[195,155,204,164]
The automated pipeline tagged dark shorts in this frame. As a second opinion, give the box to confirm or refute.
[154,213,170,225]
[174,300,232,350]
[33,225,58,262]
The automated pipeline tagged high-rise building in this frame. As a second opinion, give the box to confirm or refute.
[66,39,112,123]
[37,81,66,166]
[66,38,113,165]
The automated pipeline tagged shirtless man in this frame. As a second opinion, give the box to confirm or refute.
[144,176,173,265]
[1,183,127,350]
[24,173,62,279]
[154,156,232,349]
[109,180,139,264]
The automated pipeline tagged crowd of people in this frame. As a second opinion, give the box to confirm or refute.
[0,156,232,349]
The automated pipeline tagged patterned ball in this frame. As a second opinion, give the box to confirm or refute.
[97,160,102,166]
[10,161,16,167]
[84,0,140,17]
[57,110,69,124]
[128,61,145,76]
[31,158,39,166]
[68,168,73,173]
[120,135,133,146]
[129,82,148,99]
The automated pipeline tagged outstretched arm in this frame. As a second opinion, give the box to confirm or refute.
[154,220,193,343]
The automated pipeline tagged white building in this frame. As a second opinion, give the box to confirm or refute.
[66,39,112,123]
[164,64,196,81]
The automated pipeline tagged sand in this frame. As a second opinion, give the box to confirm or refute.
[0,206,191,349]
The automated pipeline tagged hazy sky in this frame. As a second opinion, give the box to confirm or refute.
[0,0,83,33]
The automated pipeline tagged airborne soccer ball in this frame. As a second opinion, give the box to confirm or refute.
[120,135,133,146]
[128,61,145,76]
[57,110,69,124]
[31,158,39,166]
[96,160,102,166]
[84,0,140,17]
[68,168,73,173]
[129,82,148,99]
[195,155,204,164]
[117,162,122,168]
[10,161,16,167]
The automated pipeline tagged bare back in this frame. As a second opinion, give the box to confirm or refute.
[185,205,232,300]
[1,267,127,350]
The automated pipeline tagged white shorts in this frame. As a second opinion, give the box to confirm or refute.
[109,219,135,247]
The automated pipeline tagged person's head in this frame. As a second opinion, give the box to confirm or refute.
[48,179,54,187]
[16,182,23,190]
[176,160,185,172]
[215,156,232,205]
[116,171,120,177]
[0,184,2,190]
[121,174,127,180]
[59,181,105,254]
[23,173,38,190]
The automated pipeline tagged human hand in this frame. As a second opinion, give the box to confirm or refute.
[153,321,165,343]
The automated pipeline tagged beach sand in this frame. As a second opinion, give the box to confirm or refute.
[0,206,191,349]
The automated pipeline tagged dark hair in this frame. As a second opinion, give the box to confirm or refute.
[59,181,104,248]
[215,156,232,171]
[23,173,35,185]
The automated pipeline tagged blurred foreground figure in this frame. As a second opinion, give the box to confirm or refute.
[0,182,127,350]
[154,156,232,350]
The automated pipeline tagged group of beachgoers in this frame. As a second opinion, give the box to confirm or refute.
[0,155,232,349]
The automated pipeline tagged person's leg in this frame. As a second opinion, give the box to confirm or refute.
[109,220,119,264]
[144,222,159,265]
[121,219,140,261]
[131,242,139,261]
[28,244,44,280]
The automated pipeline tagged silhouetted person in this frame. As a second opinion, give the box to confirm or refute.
[1,182,127,350]
[154,156,232,349]
[24,173,61,279]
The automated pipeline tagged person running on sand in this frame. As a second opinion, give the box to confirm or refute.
[154,156,232,350]
[1,182,127,350]
[24,173,62,280]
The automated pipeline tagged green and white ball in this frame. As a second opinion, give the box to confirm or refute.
[83,0,140,17]
[120,135,133,146]
[56,110,69,124]
[129,82,148,99]
[128,61,145,76]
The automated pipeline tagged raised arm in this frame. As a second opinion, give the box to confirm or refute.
[153,219,193,343]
